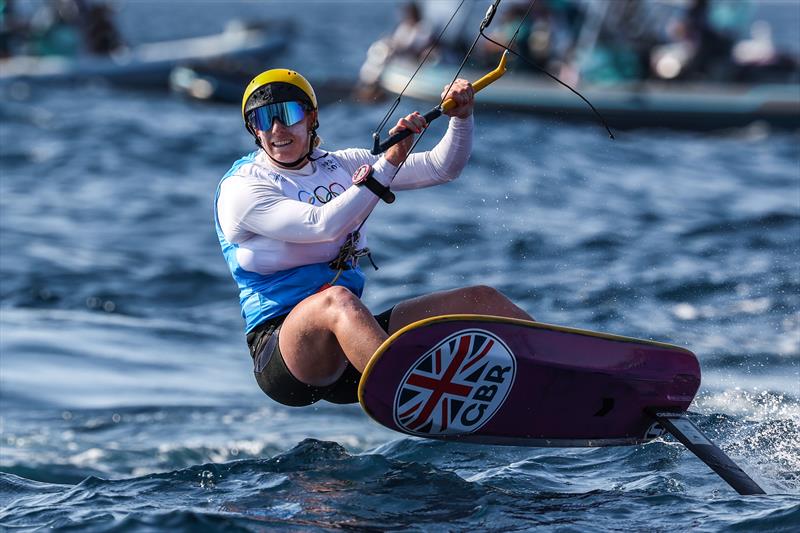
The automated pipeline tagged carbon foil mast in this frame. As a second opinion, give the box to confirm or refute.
[649,411,765,495]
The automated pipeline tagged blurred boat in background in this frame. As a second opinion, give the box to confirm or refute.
[376,57,800,130]
[0,20,290,89]
[169,64,367,107]
[359,0,800,130]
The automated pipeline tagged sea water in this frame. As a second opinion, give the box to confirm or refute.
[1,1,798,530]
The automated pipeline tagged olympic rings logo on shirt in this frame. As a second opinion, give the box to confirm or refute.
[297,182,346,204]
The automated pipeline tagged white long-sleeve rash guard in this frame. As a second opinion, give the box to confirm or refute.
[217,115,473,275]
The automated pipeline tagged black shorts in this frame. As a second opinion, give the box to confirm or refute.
[246,306,394,407]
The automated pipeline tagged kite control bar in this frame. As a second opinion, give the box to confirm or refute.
[370,50,509,155]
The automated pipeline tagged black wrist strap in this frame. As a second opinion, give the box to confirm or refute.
[364,176,395,204]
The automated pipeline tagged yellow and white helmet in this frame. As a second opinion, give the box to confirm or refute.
[241,68,318,134]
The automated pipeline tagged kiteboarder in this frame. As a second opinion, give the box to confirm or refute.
[214,69,533,407]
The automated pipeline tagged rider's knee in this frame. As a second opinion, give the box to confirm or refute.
[321,285,362,313]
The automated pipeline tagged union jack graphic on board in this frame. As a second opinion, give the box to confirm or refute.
[393,329,516,436]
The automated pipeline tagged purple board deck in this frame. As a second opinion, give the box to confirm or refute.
[359,315,701,446]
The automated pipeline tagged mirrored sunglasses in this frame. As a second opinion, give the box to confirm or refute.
[247,101,308,131]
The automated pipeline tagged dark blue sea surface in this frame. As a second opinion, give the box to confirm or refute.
[1,1,799,531]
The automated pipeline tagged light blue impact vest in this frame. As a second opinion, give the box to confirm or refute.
[214,152,366,332]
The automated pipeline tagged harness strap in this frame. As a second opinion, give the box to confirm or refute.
[318,230,377,292]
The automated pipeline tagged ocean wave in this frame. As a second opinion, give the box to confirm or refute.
[3,435,798,531]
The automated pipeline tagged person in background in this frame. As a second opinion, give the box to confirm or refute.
[388,1,434,59]
[481,0,582,76]
[82,1,122,55]
[27,0,122,57]
[651,0,735,81]
[357,1,434,99]
[675,0,735,80]
[0,0,29,58]
[572,0,662,84]
[481,1,534,69]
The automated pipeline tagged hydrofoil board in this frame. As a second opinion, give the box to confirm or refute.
[359,314,699,446]
[359,315,765,494]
